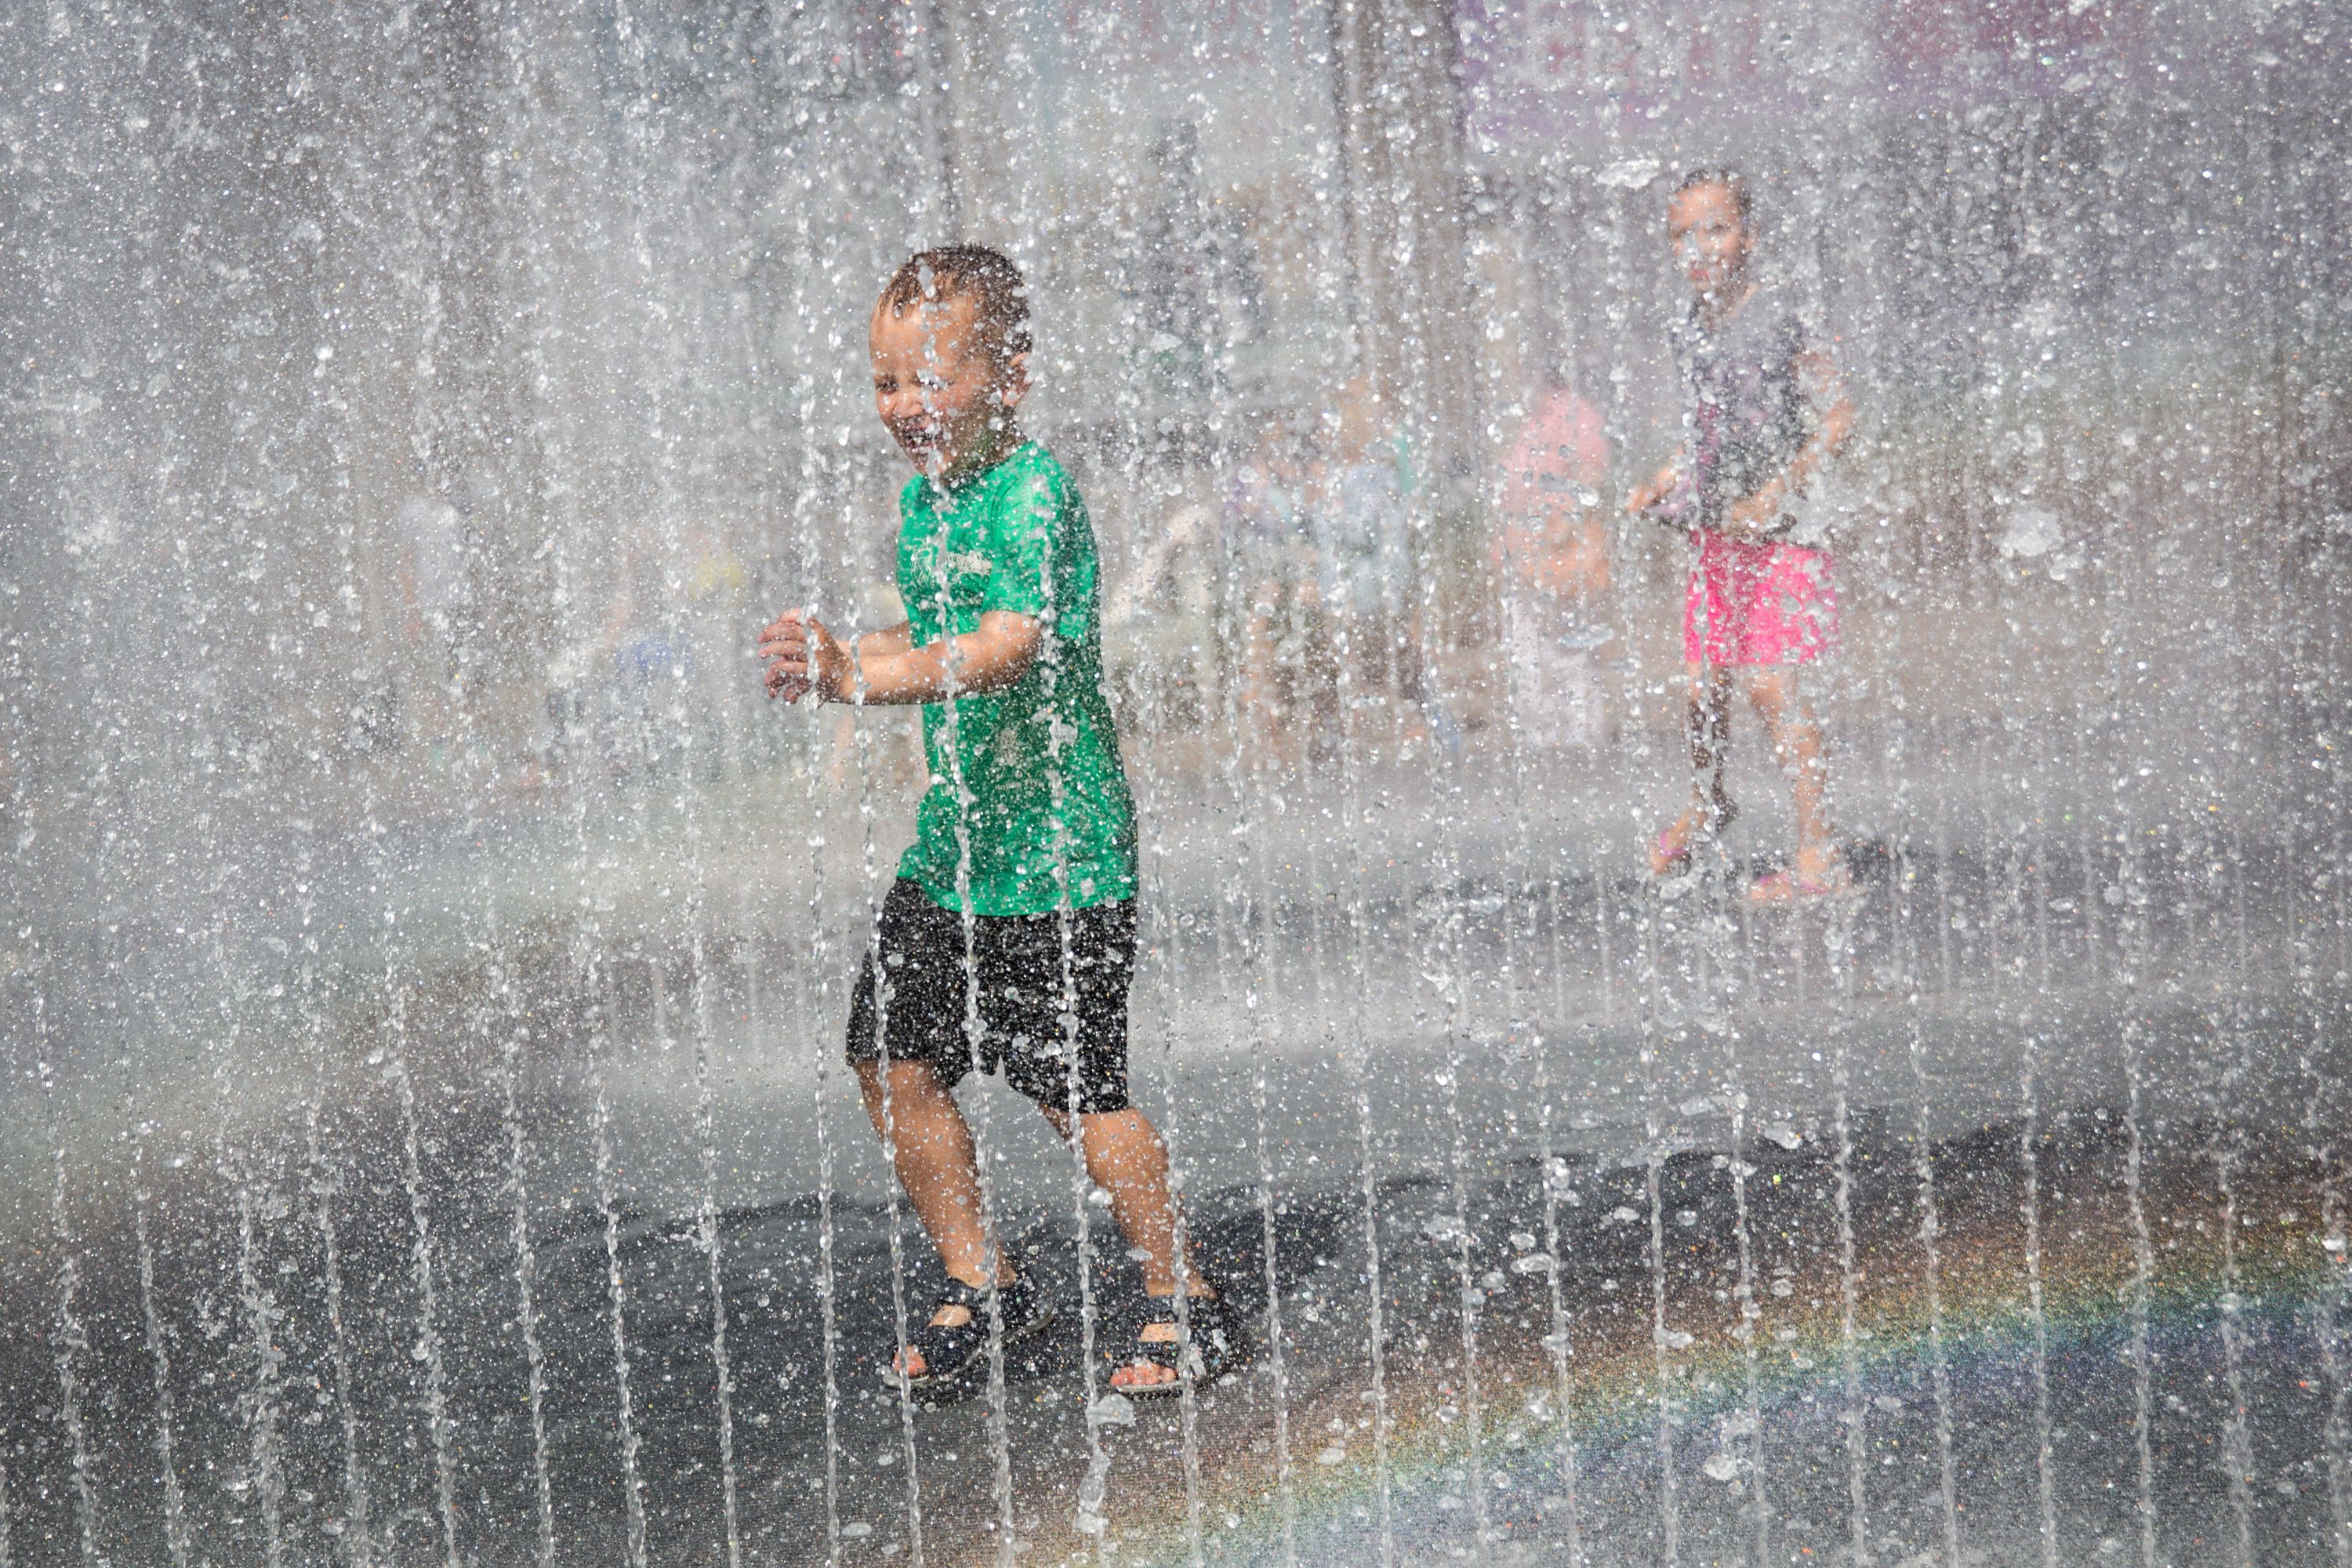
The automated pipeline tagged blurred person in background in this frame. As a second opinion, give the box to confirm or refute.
[1227,415,1319,747]
[1101,484,1221,747]
[1133,122,1271,413]
[537,501,697,790]
[684,521,752,779]
[1312,380,1415,738]
[391,481,477,757]
[1628,169,1855,902]
[1494,374,1612,752]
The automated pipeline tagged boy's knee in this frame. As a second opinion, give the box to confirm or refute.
[1037,1100,1134,1134]
[854,1055,943,1102]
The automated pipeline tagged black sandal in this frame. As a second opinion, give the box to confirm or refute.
[891,1272,1053,1392]
[1109,1287,1246,1397]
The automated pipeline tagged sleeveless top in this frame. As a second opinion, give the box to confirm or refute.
[1671,289,1811,530]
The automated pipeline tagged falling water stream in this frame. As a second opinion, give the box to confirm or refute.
[2,2,2350,1565]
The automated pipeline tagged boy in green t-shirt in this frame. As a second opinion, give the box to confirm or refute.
[757,246,1236,1397]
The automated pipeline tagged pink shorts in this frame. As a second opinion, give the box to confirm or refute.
[1682,532,1838,667]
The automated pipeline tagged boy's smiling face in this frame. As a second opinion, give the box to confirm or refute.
[870,293,1027,482]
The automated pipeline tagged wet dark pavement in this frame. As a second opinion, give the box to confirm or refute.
[6,1029,2349,1566]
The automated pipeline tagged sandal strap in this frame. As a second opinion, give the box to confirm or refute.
[905,1283,993,1374]
[1112,1290,1242,1386]
[1133,1290,1237,1347]
[892,1265,1052,1388]
[1142,1289,1228,1325]
[924,1272,1044,1335]
[934,1278,990,1313]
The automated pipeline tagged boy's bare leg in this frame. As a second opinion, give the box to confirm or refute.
[1040,1104,1211,1390]
[1745,667,1840,880]
[855,1058,1007,1371]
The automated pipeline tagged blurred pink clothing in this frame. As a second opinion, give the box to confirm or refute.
[1497,388,1610,747]
[1497,388,1607,521]
[1682,532,1838,667]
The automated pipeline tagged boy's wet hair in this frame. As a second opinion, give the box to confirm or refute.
[878,245,1033,368]
[1673,167,1755,229]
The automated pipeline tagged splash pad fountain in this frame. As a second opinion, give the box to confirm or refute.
[2,0,2348,1563]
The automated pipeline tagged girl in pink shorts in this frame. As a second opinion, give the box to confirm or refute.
[1627,169,1856,902]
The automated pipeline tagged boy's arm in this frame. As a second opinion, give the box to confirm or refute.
[760,609,1042,705]
[766,459,1065,703]
[857,621,915,659]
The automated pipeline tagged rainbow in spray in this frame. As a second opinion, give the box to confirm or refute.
[1004,1124,2351,1567]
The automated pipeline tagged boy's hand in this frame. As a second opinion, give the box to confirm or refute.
[757,608,851,703]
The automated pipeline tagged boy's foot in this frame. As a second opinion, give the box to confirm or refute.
[1649,794,1738,877]
[891,1272,1053,1389]
[1108,1287,1244,1396]
[1747,853,1855,905]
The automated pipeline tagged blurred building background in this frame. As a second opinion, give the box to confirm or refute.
[0,0,2344,1104]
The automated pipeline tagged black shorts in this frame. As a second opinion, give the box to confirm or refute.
[845,879,1138,1114]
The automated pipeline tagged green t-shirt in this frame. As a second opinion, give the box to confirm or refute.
[893,441,1138,916]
